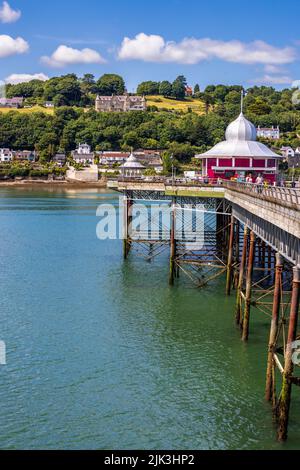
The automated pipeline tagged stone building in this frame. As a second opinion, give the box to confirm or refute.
[95,94,146,112]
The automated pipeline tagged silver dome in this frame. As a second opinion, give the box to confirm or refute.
[121,152,145,169]
[225,112,257,142]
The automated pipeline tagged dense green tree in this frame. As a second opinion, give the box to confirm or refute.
[247,97,272,115]
[172,77,186,100]
[194,84,200,94]
[159,81,172,97]
[137,81,160,96]
[96,74,125,96]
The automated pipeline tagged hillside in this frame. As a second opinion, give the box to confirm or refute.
[0,106,54,115]
[146,95,206,114]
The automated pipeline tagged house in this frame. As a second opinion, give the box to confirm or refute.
[44,101,54,108]
[71,143,94,164]
[196,109,282,183]
[13,150,36,162]
[134,151,163,173]
[0,97,24,108]
[185,86,193,97]
[0,148,13,162]
[257,126,280,140]
[95,94,146,112]
[52,153,66,166]
[98,152,129,166]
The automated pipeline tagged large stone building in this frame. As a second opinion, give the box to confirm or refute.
[95,94,146,112]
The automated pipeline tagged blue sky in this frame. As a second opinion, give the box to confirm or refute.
[0,0,300,90]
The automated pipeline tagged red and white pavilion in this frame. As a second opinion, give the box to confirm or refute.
[196,110,281,183]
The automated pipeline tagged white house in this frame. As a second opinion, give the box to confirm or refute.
[257,126,280,140]
[0,148,13,162]
[71,143,95,165]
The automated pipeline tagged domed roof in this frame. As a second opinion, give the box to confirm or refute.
[225,112,257,142]
[121,152,145,169]
[196,110,281,159]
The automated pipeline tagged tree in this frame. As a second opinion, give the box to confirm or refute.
[247,98,271,115]
[137,81,160,96]
[194,84,200,94]
[97,74,125,96]
[172,77,186,100]
[159,81,172,97]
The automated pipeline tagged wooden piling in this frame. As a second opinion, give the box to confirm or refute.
[123,197,132,260]
[169,202,176,286]
[233,219,240,289]
[235,226,248,326]
[242,231,256,341]
[226,215,235,295]
[265,253,283,402]
[277,265,300,441]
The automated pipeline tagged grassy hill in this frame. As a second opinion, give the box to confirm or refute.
[0,105,54,115]
[146,95,206,114]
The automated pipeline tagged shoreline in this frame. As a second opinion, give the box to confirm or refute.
[0,179,108,189]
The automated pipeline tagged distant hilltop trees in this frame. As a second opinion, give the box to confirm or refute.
[5,73,201,108]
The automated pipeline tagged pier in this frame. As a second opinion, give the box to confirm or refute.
[110,176,300,442]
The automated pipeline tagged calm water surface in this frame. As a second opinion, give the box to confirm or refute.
[0,187,299,450]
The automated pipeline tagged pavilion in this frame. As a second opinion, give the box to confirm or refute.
[196,99,282,183]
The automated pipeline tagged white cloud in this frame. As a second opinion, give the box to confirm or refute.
[41,45,106,68]
[0,1,21,23]
[118,33,296,65]
[264,64,286,74]
[252,74,293,85]
[5,73,49,84]
[0,35,29,58]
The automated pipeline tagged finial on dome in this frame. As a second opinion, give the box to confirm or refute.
[240,89,244,115]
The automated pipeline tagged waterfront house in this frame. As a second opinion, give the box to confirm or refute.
[0,148,13,162]
[52,153,66,166]
[72,143,95,165]
[257,126,280,140]
[13,150,36,162]
[98,151,129,166]
[196,111,282,183]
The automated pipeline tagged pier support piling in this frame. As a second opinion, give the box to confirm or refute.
[242,231,256,341]
[123,197,132,260]
[235,226,248,326]
[277,265,300,442]
[226,215,235,295]
[169,202,176,286]
[265,253,283,402]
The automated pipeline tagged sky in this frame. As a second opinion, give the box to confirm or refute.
[0,0,300,91]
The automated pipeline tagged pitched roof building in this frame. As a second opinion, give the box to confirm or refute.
[95,94,146,112]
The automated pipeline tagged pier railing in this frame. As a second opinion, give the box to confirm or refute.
[117,176,222,186]
[224,181,300,206]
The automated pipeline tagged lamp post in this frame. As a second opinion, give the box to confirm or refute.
[170,154,175,186]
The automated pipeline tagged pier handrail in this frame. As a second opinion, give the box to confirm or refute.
[224,181,300,206]
[117,176,222,186]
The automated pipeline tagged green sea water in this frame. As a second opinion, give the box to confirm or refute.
[0,187,299,450]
